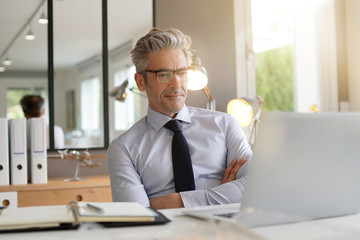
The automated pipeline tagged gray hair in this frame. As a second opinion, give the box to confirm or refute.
[131,28,193,73]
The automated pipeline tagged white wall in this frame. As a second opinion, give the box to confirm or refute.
[54,68,80,133]
[54,59,104,148]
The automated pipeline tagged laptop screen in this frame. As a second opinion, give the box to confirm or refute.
[237,112,360,227]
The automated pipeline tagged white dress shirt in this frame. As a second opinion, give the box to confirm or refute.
[107,105,252,208]
[46,124,65,149]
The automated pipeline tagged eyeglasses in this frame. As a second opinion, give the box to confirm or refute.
[143,68,189,83]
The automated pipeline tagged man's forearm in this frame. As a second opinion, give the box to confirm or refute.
[149,193,184,209]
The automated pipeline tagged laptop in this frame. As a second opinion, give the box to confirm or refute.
[184,112,360,227]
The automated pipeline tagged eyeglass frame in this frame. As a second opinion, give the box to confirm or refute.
[141,68,189,83]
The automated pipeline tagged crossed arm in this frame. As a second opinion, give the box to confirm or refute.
[149,157,247,209]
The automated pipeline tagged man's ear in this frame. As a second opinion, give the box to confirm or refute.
[134,73,146,91]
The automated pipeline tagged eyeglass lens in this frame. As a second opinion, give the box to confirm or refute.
[157,70,188,83]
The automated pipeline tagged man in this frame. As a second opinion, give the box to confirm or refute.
[20,95,65,149]
[107,28,252,209]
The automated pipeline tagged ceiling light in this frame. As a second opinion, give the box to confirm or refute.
[38,9,48,24]
[25,27,36,40]
[3,57,12,66]
[0,66,5,72]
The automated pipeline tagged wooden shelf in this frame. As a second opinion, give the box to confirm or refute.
[0,175,112,207]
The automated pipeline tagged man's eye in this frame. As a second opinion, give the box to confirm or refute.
[178,70,188,76]
[158,72,171,78]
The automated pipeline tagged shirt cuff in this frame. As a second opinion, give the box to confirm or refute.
[111,184,150,207]
[180,189,209,208]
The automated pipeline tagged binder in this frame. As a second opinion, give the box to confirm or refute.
[0,118,9,186]
[8,118,27,185]
[27,118,47,184]
[0,201,170,233]
[0,192,17,208]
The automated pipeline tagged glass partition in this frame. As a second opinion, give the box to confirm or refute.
[0,0,152,150]
[53,0,104,149]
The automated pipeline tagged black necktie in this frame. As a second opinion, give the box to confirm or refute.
[164,120,195,192]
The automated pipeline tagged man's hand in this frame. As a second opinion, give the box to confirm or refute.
[149,193,184,210]
[221,158,246,184]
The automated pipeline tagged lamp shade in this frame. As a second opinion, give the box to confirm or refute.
[25,28,36,40]
[38,11,48,24]
[3,57,12,66]
[227,96,263,127]
[109,80,128,102]
[187,56,208,90]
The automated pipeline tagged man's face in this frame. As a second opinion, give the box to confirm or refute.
[135,48,189,118]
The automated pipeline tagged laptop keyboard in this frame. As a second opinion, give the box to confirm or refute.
[214,212,238,218]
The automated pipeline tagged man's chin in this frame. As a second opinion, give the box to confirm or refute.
[164,102,184,114]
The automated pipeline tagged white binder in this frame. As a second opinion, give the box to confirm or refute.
[27,118,48,184]
[9,118,27,185]
[0,118,9,186]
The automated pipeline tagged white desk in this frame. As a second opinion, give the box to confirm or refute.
[1,204,360,240]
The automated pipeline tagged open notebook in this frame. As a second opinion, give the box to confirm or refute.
[184,112,360,227]
[0,201,170,232]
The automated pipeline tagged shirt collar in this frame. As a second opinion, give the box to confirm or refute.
[147,105,192,131]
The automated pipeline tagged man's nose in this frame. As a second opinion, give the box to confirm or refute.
[168,73,182,87]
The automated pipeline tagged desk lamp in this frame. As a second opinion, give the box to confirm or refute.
[227,96,263,144]
[109,80,128,102]
[109,79,146,102]
[187,56,216,111]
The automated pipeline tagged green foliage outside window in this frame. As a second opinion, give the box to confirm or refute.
[255,45,294,112]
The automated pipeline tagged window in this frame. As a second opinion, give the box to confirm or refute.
[113,66,136,131]
[7,87,46,119]
[80,77,100,130]
[251,0,338,112]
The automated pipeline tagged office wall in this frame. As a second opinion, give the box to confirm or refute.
[345,0,360,111]
[155,0,238,112]
[335,0,348,103]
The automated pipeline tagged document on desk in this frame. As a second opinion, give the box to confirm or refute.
[0,201,170,232]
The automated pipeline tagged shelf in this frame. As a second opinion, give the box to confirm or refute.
[0,175,112,207]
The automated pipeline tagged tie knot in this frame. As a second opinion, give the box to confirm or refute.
[164,120,182,132]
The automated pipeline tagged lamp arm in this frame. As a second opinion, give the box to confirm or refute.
[203,86,216,111]
[203,86,213,101]
[129,87,147,98]
[248,119,260,145]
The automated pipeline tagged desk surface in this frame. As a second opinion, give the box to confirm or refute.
[1,204,360,240]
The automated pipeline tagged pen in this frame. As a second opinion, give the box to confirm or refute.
[86,203,105,214]
[0,206,6,216]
